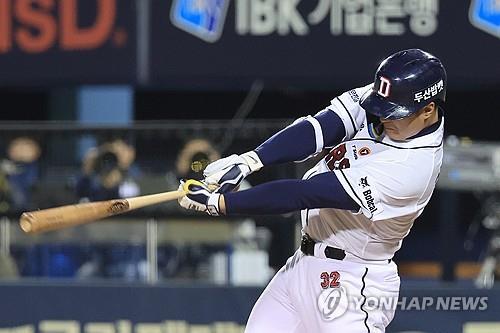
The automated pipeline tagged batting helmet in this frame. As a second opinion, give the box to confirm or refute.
[360,49,447,120]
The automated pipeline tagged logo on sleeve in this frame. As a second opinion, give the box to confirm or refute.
[348,89,360,102]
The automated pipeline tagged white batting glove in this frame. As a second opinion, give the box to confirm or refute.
[203,151,263,193]
[178,180,222,216]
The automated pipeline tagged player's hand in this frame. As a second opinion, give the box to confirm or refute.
[178,179,222,216]
[203,151,263,193]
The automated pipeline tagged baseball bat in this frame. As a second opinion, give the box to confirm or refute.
[19,180,205,234]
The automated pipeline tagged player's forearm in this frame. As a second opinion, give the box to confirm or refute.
[221,172,359,215]
[254,111,346,165]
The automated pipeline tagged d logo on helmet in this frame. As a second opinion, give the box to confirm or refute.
[377,77,391,98]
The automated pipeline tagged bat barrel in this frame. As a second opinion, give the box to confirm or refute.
[18,189,187,234]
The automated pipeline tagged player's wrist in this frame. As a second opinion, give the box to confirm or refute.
[201,151,262,194]
[240,150,264,174]
[206,192,222,216]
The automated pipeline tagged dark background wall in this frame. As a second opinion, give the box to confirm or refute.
[1,88,498,141]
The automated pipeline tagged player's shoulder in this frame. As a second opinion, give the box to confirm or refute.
[331,84,373,106]
[324,84,372,138]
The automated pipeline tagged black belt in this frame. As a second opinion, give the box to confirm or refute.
[301,234,346,260]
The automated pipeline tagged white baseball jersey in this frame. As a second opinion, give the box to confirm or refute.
[245,85,443,333]
[301,84,444,260]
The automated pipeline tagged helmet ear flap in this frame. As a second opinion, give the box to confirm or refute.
[366,111,381,124]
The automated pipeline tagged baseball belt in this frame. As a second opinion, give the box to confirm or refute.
[300,234,346,261]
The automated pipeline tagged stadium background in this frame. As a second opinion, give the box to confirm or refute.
[0,0,500,332]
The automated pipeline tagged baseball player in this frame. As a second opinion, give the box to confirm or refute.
[179,49,446,332]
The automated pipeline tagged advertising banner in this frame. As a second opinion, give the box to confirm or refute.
[0,0,136,85]
[1,1,500,88]
[0,283,500,333]
[152,0,500,89]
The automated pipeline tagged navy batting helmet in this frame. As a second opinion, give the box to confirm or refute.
[360,49,447,120]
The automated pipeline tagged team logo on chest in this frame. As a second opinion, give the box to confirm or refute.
[325,143,374,171]
[325,144,350,170]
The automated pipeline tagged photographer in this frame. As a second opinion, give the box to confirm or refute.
[76,139,140,202]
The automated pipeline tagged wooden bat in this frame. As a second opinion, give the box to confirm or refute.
[19,180,205,234]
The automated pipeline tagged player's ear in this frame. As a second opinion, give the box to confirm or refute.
[421,102,436,120]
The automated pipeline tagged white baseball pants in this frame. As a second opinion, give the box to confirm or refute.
[244,250,400,333]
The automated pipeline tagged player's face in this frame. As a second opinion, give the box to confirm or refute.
[380,103,436,141]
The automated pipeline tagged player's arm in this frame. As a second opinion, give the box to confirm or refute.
[203,111,346,193]
[254,110,346,165]
[203,87,369,192]
[254,85,370,165]
[204,109,347,193]
[255,85,371,165]
[179,172,360,216]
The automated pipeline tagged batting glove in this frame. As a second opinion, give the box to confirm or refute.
[203,151,263,193]
[178,179,222,216]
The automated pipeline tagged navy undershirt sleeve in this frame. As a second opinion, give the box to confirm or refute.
[224,172,360,215]
[255,110,346,165]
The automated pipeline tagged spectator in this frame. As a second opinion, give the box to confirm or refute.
[76,139,140,202]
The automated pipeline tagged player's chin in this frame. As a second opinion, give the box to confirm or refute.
[385,129,404,141]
